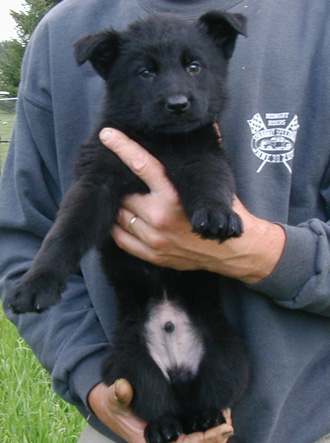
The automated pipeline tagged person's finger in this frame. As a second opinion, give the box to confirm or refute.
[177,424,234,443]
[115,208,179,260]
[203,425,234,443]
[109,382,147,443]
[113,378,134,408]
[117,208,140,234]
[112,224,161,264]
[221,408,232,426]
[117,207,160,238]
[120,192,182,235]
[99,128,172,193]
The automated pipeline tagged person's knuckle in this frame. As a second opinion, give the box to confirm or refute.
[163,183,180,203]
[148,210,169,230]
[129,150,149,175]
[143,229,165,249]
[116,209,125,226]
[152,255,166,266]
[113,230,127,249]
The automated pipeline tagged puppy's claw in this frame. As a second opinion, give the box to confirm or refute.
[8,272,63,314]
[185,409,225,433]
[145,417,183,443]
[191,207,243,242]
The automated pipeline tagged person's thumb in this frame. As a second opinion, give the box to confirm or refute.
[113,378,134,409]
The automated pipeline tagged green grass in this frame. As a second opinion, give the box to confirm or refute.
[0,108,14,172]
[0,109,14,141]
[0,307,85,442]
[0,144,8,173]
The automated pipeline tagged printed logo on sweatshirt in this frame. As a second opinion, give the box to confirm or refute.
[247,113,299,173]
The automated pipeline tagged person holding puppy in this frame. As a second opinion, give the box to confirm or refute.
[1,1,330,443]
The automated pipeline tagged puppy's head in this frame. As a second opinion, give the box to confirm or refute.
[74,11,247,135]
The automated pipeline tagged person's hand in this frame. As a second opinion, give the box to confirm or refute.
[88,380,234,443]
[100,128,286,284]
[88,380,146,443]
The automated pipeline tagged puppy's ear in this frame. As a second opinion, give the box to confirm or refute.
[73,30,120,79]
[198,11,247,59]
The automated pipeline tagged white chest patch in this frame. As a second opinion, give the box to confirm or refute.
[144,298,205,381]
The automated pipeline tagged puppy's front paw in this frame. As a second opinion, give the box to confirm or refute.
[8,271,63,314]
[191,207,243,242]
[145,417,183,443]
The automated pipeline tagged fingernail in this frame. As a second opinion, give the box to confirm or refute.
[99,128,113,143]
[113,378,123,400]
[223,431,234,438]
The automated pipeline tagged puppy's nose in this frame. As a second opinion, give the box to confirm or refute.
[166,94,190,114]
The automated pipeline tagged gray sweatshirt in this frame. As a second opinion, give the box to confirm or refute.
[1,1,330,442]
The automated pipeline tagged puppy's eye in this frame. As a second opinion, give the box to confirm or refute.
[186,61,202,75]
[137,68,156,80]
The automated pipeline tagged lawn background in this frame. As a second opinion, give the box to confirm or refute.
[0,103,16,172]
[0,104,86,441]
[0,308,85,442]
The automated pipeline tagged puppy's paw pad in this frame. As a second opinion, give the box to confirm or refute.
[145,417,183,443]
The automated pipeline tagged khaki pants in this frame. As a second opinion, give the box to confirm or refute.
[315,434,330,443]
[78,425,114,442]
[78,425,330,442]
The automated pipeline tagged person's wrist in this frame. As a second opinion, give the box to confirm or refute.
[88,382,108,417]
[238,219,286,285]
[207,214,286,284]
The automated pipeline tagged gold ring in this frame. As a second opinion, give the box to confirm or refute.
[128,215,138,234]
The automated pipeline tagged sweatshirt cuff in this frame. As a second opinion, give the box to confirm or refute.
[69,348,110,414]
[248,224,317,301]
[68,349,127,442]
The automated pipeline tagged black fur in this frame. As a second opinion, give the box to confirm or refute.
[9,11,250,442]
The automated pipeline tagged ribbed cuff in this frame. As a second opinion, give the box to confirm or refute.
[248,224,317,301]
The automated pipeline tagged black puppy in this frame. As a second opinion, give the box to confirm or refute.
[9,11,250,443]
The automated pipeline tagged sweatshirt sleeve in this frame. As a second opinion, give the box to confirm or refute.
[250,215,330,317]
[0,65,110,414]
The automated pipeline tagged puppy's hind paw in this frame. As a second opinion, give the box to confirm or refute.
[145,417,183,443]
[185,409,225,433]
[8,272,63,314]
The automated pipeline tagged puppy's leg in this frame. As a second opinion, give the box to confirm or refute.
[8,178,119,313]
[183,325,250,434]
[174,155,243,242]
[102,337,183,443]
